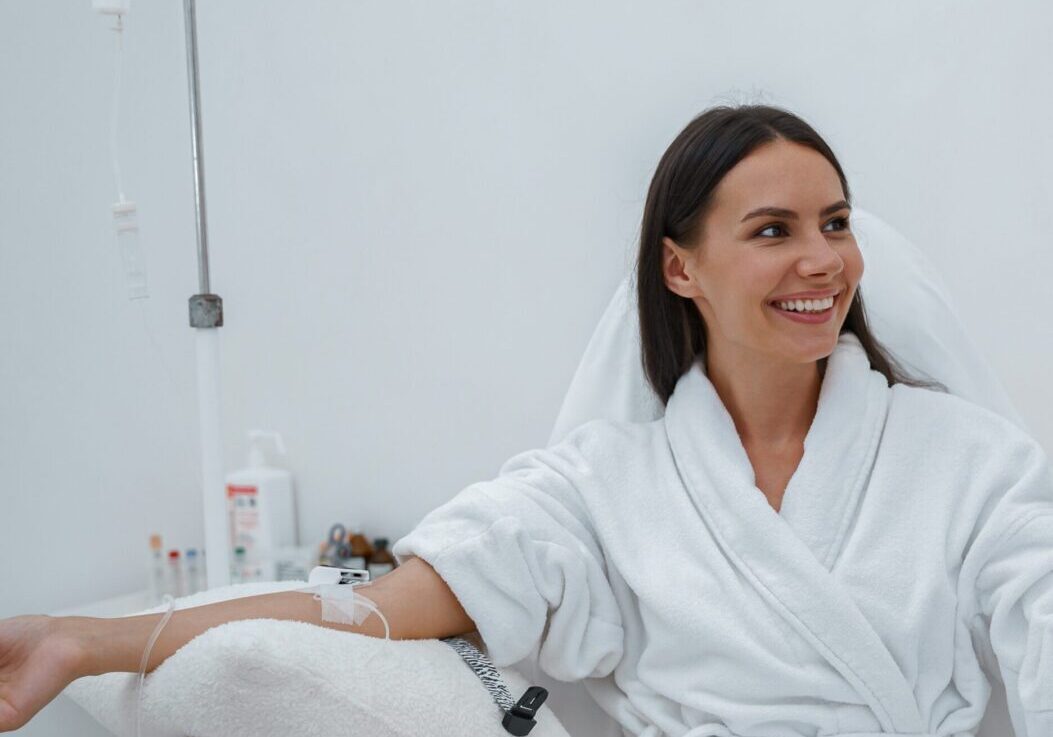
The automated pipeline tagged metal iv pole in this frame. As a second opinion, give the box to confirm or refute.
[182,0,230,589]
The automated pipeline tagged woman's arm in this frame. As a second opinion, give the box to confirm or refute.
[0,556,475,732]
[73,555,476,675]
[956,434,1053,736]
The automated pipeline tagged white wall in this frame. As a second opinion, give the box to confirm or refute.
[2,1,1050,734]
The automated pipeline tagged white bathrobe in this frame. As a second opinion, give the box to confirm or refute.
[391,331,1053,737]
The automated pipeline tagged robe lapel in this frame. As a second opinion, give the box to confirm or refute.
[664,331,925,734]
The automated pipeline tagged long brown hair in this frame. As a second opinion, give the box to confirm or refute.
[635,104,947,406]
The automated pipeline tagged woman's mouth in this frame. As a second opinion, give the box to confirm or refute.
[767,291,840,324]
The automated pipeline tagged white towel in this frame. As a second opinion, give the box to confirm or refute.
[63,581,571,737]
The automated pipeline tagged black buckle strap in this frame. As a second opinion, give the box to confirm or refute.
[442,637,550,735]
[501,686,549,736]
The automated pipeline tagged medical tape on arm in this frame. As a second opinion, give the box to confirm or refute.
[296,566,393,642]
[301,582,390,637]
[297,578,396,672]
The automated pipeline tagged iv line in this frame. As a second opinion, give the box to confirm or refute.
[108,13,125,202]
[136,594,175,737]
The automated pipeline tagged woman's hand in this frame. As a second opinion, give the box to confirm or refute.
[0,615,86,732]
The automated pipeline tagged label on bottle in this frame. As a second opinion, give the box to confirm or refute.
[227,484,260,560]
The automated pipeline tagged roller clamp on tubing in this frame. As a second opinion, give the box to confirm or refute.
[440,636,549,735]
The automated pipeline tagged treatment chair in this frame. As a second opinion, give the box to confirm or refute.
[64,207,1021,737]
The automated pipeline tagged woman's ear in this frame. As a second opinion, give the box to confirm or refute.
[662,236,701,298]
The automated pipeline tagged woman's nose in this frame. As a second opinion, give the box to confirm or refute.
[798,229,844,276]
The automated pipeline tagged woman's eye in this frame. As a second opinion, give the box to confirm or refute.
[756,223,786,238]
[756,216,851,239]
[825,216,851,232]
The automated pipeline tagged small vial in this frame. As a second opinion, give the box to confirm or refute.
[166,550,186,598]
[147,534,165,604]
[231,546,247,584]
[185,548,202,595]
[367,538,396,579]
[349,531,373,568]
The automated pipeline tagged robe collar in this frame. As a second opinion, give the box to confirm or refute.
[665,329,888,567]
[663,330,925,733]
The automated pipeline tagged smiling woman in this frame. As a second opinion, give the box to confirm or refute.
[385,106,1053,737]
[3,103,1051,737]
[634,104,950,526]
[635,106,945,419]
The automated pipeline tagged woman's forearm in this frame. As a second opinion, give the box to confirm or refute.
[65,591,342,676]
[60,556,477,678]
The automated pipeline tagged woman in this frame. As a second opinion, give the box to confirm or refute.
[2,105,1050,736]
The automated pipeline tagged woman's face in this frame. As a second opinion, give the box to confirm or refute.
[662,138,863,367]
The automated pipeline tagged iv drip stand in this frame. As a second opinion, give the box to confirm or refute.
[182,0,230,589]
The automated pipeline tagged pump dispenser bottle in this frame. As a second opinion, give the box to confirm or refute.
[225,430,298,581]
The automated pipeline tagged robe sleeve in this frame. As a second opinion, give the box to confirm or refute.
[959,433,1053,735]
[390,420,626,681]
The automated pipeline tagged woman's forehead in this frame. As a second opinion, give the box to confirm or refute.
[712,142,845,218]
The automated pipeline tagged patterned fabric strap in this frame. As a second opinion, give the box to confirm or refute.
[441,636,550,735]
[441,636,517,712]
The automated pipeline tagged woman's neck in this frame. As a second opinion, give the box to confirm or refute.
[704,349,823,448]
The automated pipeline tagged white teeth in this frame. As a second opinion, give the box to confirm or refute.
[774,295,835,312]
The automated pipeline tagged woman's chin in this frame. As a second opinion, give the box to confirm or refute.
[772,334,839,365]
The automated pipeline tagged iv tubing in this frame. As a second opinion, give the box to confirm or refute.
[108,13,125,201]
[136,594,176,737]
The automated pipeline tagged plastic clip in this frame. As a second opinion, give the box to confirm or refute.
[501,686,549,736]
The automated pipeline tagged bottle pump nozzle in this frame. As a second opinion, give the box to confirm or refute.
[246,430,287,468]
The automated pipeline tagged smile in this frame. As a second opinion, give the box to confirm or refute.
[767,291,840,324]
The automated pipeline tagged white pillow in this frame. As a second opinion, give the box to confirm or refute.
[63,581,571,737]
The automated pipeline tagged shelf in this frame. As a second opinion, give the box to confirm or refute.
[51,589,156,618]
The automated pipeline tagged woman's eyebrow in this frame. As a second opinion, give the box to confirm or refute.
[740,200,851,222]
